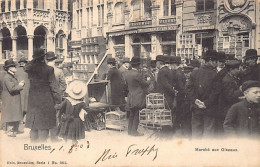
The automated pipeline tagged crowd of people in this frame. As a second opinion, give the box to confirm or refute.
[0,47,260,142]
[106,49,260,138]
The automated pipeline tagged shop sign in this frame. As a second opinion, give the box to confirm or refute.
[108,30,138,37]
[138,25,178,33]
[159,18,176,25]
[129,20,152,27]
[184,25,215,32]
[70,41,81,46]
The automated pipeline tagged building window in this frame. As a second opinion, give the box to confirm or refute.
[24,0,27,8]
[33,0,38,8]
[132,0,141,20]
[164,0,176,16]
[132,0,151,20]
[196,0,214,12]
[1,0,5,12]
[114,36,125,45]
[8,0,11,11]
[98,2,104,26]
[114,2,124,24]
[144,0,151,18]
[16,0,20,10]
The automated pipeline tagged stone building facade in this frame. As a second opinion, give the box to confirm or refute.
[0,0,71,62]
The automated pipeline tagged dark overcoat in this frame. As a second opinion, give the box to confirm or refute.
[156,66,176,109]
[15,66,30,113]
[125,69,148,110]
[1,72,23,123]
[189,65,217,114]
[25,62,61,130]
[223,99,260,137]
[222,73,242,118]
[239,64,260,83]
[107,67,125,105]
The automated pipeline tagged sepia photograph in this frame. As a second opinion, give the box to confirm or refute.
[0,0,259,166]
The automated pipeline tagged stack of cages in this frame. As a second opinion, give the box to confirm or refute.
[105,110,127,131]
[139,93,173,129]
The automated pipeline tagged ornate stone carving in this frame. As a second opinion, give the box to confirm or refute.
[220,15,251,32]
[33,9,49,22]
[224,0,249,13]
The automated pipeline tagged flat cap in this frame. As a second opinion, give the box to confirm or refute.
[170,56,181,64]
[241,80,260,92]
[156,55,164,62]
[202,50,218,61]
[225,59,241,69]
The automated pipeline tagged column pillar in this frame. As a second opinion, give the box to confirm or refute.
[20,0,24,9]
[5,0,8,11]
[27,0,33,8]
[125,34,133,59]
[28,35,33,60]
[0,38,3,60]
[47,35,55,52]
[63,37,68,62]
[11,36,17,60]
[11,0,16,10]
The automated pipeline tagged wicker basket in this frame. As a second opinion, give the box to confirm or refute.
[146,93,165,109]
[139,108,172,129]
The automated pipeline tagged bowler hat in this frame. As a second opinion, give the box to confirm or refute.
[170,56,181,64]
[18,57,28,63]
[66,80,87,100]
[46,51,57,61]
[202,50,218,61]
[107,58,116,64]
[226,54,235,60]
[225,59,241,69]
[241,80,260,92]
[32,48,46,60]
[217,51,226,62]
[156,55,164,62]
[244,49,259,61]
[3,59,16,71]
[183,65,194,72]
[190,59,201,68]
[122,58,130,63]
[130,57,141,65]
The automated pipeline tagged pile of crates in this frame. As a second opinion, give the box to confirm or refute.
[139,93,173,129]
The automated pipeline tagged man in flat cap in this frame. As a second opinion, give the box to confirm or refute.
[217,59,243,134]
[223,80,260,137]
[189,50,218,138]
[154,55,164,82]
[239,49,260,83]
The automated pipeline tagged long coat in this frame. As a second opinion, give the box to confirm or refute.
[15,66,30,113]
[107,67,125,105]
[125,68,149,110]
[223,99,260,137]
[25,62,62,130]
[1,72,23,123]
[156,66,177,110]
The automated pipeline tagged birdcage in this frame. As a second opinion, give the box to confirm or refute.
[139,108,172,129]
[105,110,127,131]
[146,93,165,109]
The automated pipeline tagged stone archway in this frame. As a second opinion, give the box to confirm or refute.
[14,26,28,60]
[1,27,12,59]
[34,25,48,50]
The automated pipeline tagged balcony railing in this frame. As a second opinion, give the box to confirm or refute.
[129,20,152,28]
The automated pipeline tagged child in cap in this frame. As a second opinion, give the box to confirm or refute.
[56,80,88,143]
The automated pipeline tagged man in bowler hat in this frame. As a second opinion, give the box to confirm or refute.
[189,50,218,138]
[125,57,149,136]
[239,49,260,83]
[24,48,62,142]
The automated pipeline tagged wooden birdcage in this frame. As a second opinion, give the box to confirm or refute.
[105,110,127,131]
[146,93,165,109]
[139,109,172,129]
